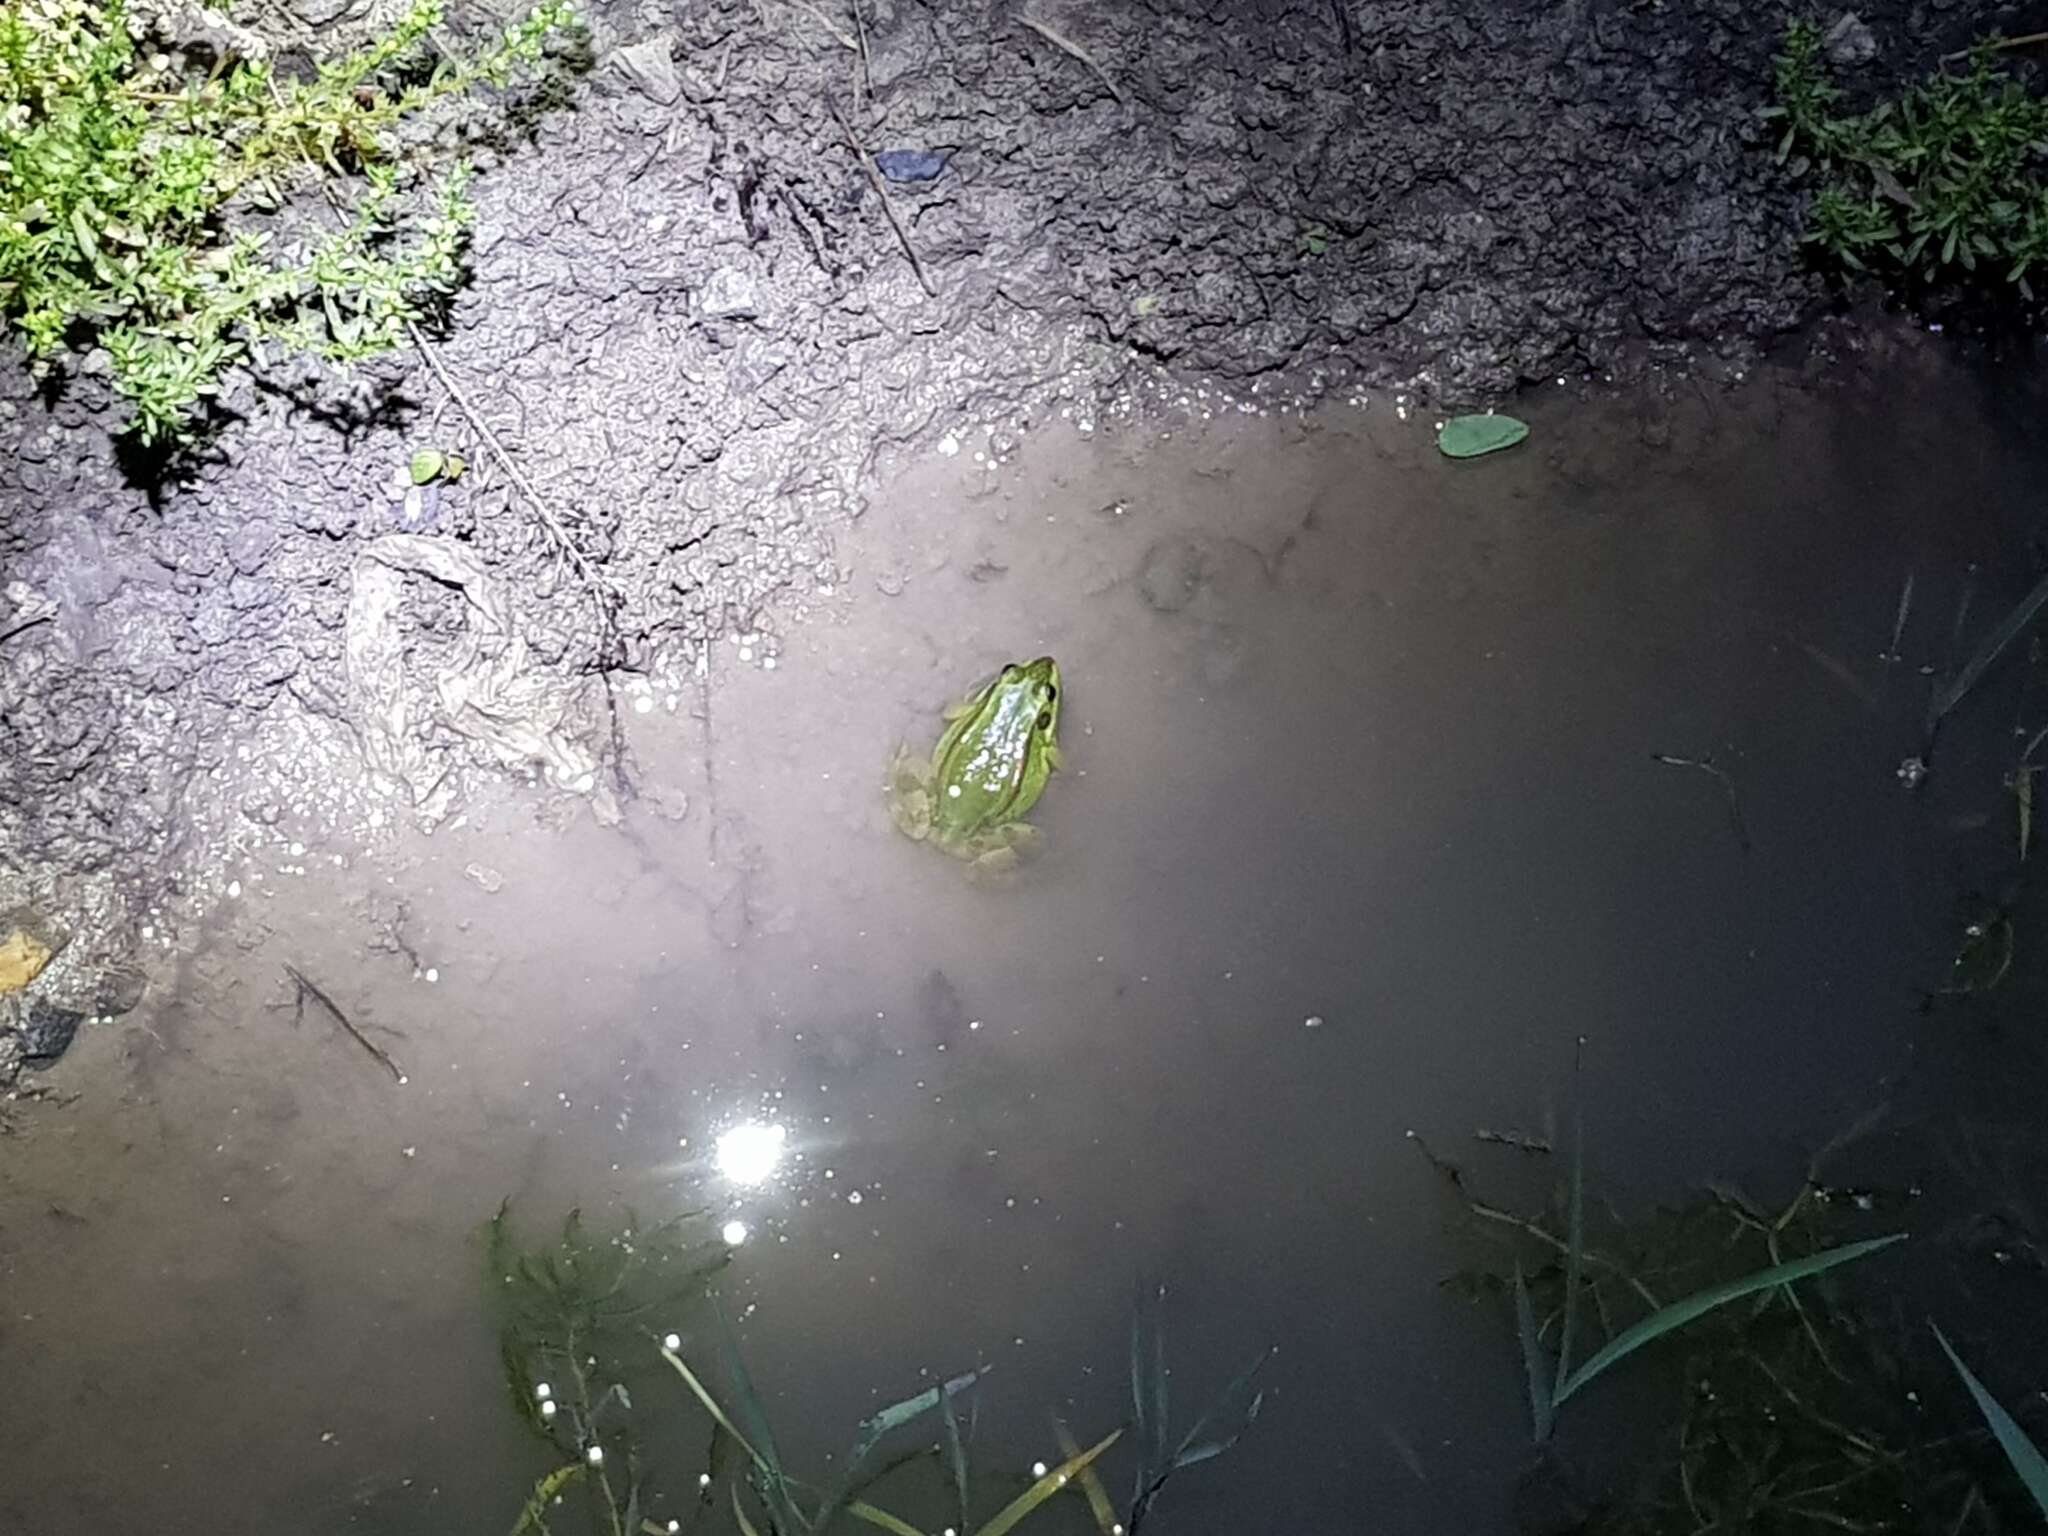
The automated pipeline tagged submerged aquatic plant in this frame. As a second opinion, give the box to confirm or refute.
[487,1202,731,1533]
[1423,1109,2048,1534]
[490,1212,1265,1536]
[1497,1121,1904,1445]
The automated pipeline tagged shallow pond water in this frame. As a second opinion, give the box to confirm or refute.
[6,339,2048,1535]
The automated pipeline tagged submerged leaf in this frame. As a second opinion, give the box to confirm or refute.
[1934,1324,2048,1518]
[508,1462,585,1536]
[1927,566,2048,731]
[1437,414,1530,459]
[1170,1348,1270,1469]
[410,448,445,483]
[1513,1264,1555,1444]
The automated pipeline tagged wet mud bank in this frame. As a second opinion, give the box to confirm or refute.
[1,0,2020,1003]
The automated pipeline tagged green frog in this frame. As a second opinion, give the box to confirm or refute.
[888,657,1064,876]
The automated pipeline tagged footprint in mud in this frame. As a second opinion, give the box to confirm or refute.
[1135,535,1211,615]
[1133,535,1249,686]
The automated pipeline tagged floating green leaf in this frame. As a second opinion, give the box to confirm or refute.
[1934,1324,2048,1518]
[410,448,446,483]
[1437,414,1529,459]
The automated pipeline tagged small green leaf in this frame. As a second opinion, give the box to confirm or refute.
[1438,414,1530,459]
[410,448,445,483]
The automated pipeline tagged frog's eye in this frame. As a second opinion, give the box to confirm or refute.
[1036,710,1054,732]
[1042,683,1057,703]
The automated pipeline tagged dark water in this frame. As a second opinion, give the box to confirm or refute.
[5,340,2048,1535]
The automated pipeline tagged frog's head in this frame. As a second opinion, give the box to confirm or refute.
[1012,655,1061,736]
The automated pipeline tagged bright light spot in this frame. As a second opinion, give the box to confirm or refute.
[716,1123,787,1185]
[697,1474,712,1490]
[535,1382,552,1400]
[586,1445,605,1466]
[722,1220,749,1246]
[663,1333,682,1351]
[540,1400,558,1420]
[1031,1461,1048,1478]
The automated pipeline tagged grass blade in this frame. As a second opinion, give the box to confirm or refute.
[1928,567,2048,731]
[974,1428,1121,1536]
[1934,1324,2048,1518]
[814,1370,982,1529]
[1130,1284,1167,1495]
[660,1344,771,1476]
[849,1502,932,1536]
[1054,1417,1120,1534]
[1554,1234,1905,1405]
[942,1386,973,1530]
[1552,1111,1586,1407]
[509,1462,586,1535]
[1513,1263,1555,1443]
[732,1486,764,1536]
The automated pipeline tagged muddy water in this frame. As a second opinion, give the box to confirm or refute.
[5,346,2046,1535]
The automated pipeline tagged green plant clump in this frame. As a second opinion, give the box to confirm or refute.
[0,0,575,440]
[1767,21,2048,296]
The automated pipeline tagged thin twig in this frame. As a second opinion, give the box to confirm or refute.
[403,318,613,602]
[284,964,406,1084]
[825,94,935,297]
[1015,13,1125,105]
[1473,1127,1552,1155]
[789,0,856,49]
[1651,752,1752,853]
[851,0,871,96]
[0,612,53,646]
[1943,29,2048,60]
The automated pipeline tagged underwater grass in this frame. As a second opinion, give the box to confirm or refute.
[1934,1325,2048,1519]
[488,1204,1265,1536]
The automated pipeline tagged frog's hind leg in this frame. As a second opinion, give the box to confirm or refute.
[886,746,935,840]
[962,822,1041,885]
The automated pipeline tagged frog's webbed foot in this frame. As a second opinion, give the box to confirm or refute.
[886,746,935,840]
[961,821,1041,884]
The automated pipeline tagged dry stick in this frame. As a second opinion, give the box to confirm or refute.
[826,95,936,297]
[852,0,871,97]
[0,612,53,646]
[790,0,856,50]
[403,319,612,602]
[285,963,406,1084]
[1015,14,1125,106]
[1943,29,2048,60]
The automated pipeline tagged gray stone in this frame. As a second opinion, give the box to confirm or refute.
[699,268,762,322]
